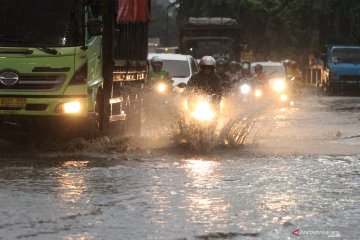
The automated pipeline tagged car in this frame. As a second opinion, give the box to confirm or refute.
[251,61,292,103]
[250,61,287,81]
[148,53,199,86]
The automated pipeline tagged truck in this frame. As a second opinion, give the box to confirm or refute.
[177,17,242,61]
[0,0,150,139]
[320,45,360,95]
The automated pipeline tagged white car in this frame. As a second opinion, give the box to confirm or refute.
[250,61,287,81]
[148,53,199,86]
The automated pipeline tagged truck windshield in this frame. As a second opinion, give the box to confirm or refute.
[0,0,83,47]
[185,38,234,60]
[331,48,360,64]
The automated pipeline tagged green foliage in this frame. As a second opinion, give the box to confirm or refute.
[173,0,360,60]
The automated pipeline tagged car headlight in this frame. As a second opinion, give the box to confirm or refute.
[240,84,251,95]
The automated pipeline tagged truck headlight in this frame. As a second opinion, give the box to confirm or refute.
[55,101,81,113]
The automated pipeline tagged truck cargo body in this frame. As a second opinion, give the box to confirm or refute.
[0,0,150,138]
[178,18,241,61]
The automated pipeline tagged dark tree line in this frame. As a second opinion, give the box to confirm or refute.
[160,0,360,60]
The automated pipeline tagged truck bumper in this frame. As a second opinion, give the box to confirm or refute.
[0,114,94,139]
[0,95,89,117]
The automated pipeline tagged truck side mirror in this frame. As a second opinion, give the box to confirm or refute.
[87,19,103,36]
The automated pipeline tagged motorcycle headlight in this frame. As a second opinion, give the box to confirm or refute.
[255,89,262,97]
[156,83,167,93]
[175,86,185,93]
[240,84,251,95]
[272,79,286,93]
[191,100,215,121]
[280,94,288,102]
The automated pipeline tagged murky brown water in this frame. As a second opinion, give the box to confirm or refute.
[1,93,360,240]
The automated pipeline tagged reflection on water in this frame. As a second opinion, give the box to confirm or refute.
[56,161,90,203]
[183,159,231,229]
[0,155,359,239]
[185,159,215,177]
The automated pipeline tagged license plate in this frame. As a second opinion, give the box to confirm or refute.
[0,98,27,107]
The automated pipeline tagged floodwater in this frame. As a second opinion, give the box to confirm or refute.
[1,91,360,240]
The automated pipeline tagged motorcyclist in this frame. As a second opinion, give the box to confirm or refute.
[227,61,240,78]
[253,64,267,84]
[215,58,232,91]
[231,61,253,84]
[287,60,303,94]
[148,56,172,86]
[187,56,224,96]
[145,56,173,128]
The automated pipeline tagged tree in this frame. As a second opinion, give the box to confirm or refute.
[172,0,360,60]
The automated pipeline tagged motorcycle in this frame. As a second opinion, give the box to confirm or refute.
[175,85,221,150]
[223,76,265,116]
[143,80,175,131]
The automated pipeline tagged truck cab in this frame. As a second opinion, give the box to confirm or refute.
[321,45,360,95]
[0,0,149,139]
[178,17,242,62]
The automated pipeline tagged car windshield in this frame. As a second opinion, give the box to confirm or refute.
[331,48,360,63]
[0,0,83,47]
[150,59,190,78]
[251,65,286,79]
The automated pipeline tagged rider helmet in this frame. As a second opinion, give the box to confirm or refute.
[289,60,297,68]
[254,64,263,73]
[150,56,163,71]
[199,56,216,68]
[150,56,162,64]
[216,58,227,67]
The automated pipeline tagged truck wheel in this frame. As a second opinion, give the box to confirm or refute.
[125,92,142,137]
[87,90,103,140]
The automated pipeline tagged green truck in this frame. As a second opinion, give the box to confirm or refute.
[0,0,150,139]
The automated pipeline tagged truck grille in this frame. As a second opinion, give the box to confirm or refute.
[0,74,66,92]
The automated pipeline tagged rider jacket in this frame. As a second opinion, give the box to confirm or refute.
[187,71,224,96]
[217,72,232,91]
[148,70,172,85]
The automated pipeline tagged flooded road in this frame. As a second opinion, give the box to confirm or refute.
[1,91,360,240]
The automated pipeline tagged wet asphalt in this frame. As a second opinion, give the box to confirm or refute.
[0,90,360,240]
